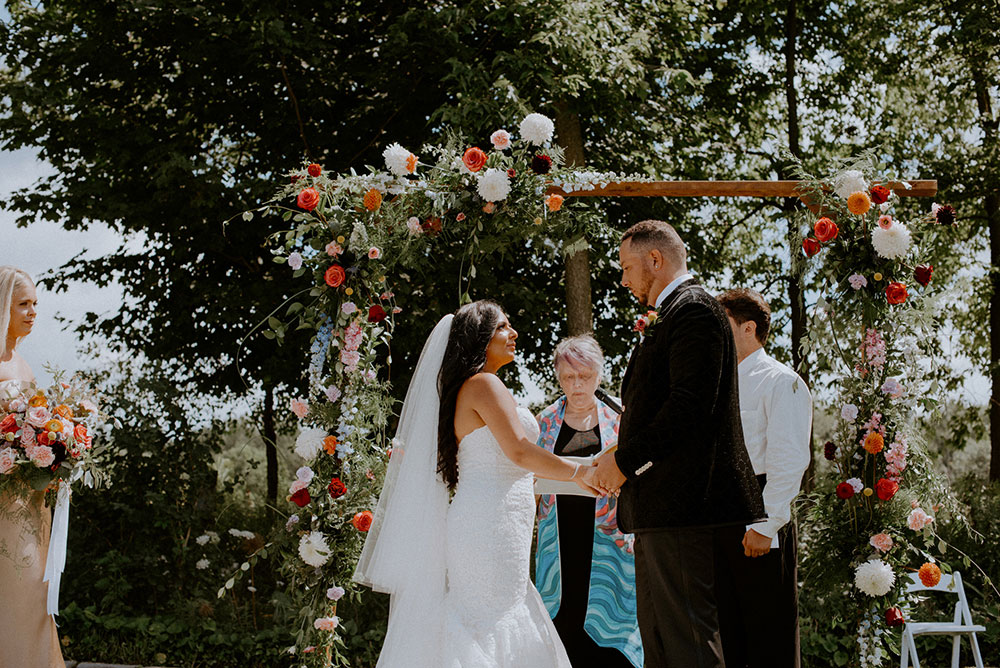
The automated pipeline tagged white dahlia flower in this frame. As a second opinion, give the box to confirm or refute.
[519,113,555,146]
[854,559,895,596]
[477,168,512,202]
[294,427,327,461]
[298,531,331,568]
[834,170,869,199]
[871,222,912,260]
[382,143,415,177]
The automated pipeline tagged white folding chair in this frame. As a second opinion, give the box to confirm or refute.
[900,570,986,668]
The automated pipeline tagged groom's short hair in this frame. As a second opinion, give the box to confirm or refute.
[717,288,771,345]
[621,220,687,267]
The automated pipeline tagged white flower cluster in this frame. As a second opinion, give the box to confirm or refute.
[477,168,511,202]
[871,222,912,260]
[228,528,256,540]
[298,531,330,568]
[294,427,327,460]
[196,530,220,545]
[518,113,554,145]
[854,558,895,596]
[382,142,415,177]
[834,169,868,199]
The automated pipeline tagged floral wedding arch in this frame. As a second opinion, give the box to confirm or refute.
[228,112,957,667]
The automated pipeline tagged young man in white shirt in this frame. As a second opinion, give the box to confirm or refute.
[714,288,812,668]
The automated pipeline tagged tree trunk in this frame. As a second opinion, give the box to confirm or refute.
[782,0,816,490]
[263,384,279,503]
[555,101,594,335]
[971,64,1000,481]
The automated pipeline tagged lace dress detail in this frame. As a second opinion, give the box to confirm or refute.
[443,407,571,667]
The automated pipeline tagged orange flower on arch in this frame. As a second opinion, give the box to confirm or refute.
[363,188,383,212]
[546,194,564,212]
[847,191,872,215]
[918,562,941,587]
[863,432,885,454]
[323,435,338,455]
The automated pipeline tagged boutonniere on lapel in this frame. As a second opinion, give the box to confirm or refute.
[633,309,659,336]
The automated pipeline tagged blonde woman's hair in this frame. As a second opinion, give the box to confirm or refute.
[0,266,34,360]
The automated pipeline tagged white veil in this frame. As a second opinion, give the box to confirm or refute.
[353,314,453,667]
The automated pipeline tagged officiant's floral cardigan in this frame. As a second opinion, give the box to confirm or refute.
[535,396,643,668]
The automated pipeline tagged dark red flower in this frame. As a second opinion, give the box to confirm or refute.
[823,441,837,461]
[802,238,822,257]
[885,282,908,305]
[836,482,855,499]
[876,477,899,501]
[327,477,347,499]
[934,204,956,225]
[307,163,322,177]
[870,185,890,204]
[368,304,387,323]
[814,217,839,243]
[290,488,311,507]
[422,217,442,235]
[324,264,346,288]
[914,264,933,287]
[885,607,904,627]
[531,154,553,174]
[507,168,517,178]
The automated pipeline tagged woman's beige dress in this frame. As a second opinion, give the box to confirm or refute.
[0,380,64,667]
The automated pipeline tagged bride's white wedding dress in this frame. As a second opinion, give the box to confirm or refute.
[443,407,571,667]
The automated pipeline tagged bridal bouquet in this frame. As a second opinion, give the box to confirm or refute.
[0,374,108,497]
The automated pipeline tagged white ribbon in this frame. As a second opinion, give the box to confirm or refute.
[43,466,83,619]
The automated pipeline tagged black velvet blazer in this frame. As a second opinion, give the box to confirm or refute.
[614,279,765,532]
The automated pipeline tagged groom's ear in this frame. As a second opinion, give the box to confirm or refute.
[648,248,665,271]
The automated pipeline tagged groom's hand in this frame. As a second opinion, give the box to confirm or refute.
[742,528,772,558]
[593,452,627,496]
[576,465,602,496]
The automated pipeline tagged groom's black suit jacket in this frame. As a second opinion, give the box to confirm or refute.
[614,279,765,533]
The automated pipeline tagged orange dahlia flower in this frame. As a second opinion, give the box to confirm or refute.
[847,191,872,215]
[323,435,338,455]
[863,432,885,454]
[363,188,383,212]
[918,562,941,587]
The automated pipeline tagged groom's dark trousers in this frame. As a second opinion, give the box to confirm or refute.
[614,280,765,668]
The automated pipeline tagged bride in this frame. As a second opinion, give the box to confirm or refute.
[0,266,65,668]
[355,300,598,667]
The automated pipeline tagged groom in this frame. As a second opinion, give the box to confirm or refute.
[589,220,765,667]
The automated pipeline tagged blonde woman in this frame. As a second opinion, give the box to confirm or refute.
[0,266,64,668]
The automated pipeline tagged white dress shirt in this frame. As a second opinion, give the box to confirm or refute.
[653,273,694,309]
[738,348,812,542]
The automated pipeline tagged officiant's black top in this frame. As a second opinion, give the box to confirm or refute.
[614,279,765,532]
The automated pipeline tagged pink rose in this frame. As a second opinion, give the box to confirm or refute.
[31,445,55,468]
[326,586,345,601]
[368,247,381,260]
[325,242,343,257]
[869,533,893,553]
[0,448,16,474]
[7,398,26,413]
[490,129,511,150]
[20,426,36,447]
[406,217,422,235]
[26,406,51,429]
[907,507,934,531]
[290,398,309,419]
[288,252,303,270]
[313,616,339,631]
[289,479,308,495]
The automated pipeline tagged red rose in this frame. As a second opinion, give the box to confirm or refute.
[37,430,52,446]
[422,217,442,235]
[885,282,908,305]
[462,147,487,173]
[633,317,646,332]
[327,477,347,499]
[73,423,92,449]
[914,264,933,287]
[352,510,374,532]
[297,187,320,211]
[324,264,346,288]
[307,163,322,177]
[836,482,855,499]
[531,154,553,174]
[290,488,311,507]
[875,477,899,501]
[507,168,516,178]
[0,414,17,434]
[813,217,839,243]
[870,185,890,204]
[802,238,822,257]
[885,607,904,627]
[368,304,387,323]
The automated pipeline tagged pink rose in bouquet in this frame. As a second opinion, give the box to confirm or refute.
[26,406,51,429]
[0,448,15,474]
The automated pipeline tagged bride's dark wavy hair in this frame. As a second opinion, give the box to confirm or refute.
[437,300,505,491]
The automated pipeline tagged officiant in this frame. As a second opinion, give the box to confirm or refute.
[534,335,643,668]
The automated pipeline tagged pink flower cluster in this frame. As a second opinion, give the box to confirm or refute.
[869,532,893,553]
[339,322,364,372]
[907,506,934,531]
[863,328,887,369]
[861,412,886,438]
[884,436,908,478]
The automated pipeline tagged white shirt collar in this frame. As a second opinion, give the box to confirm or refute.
[653,273,694,309]
[738,346,768,370]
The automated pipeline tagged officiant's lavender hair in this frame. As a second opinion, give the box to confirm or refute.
[437,300,505,490]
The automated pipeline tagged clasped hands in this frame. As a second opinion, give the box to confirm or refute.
[572,451,627,497]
